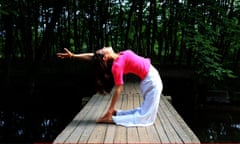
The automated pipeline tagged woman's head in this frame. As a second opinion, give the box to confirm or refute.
[92,52,114,95]
[96,47,115,61]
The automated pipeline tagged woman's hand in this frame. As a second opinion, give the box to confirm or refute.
[96,110,116,124]
[56,48,74,59]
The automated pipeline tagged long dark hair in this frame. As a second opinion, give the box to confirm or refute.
[92,52,114,95]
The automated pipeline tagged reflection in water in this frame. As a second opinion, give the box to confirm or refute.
[205,122,240,142]
[0,110,76,143]
[0,67,240,143]
[193,110,240,143]
[13,112,25,138]
[40,118,56,141]
[0,62,95,143]
[1,106,240,143]
[232,123,240,129]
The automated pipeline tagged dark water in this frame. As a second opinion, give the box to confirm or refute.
[192,107,240,143]
[0,60,96,143]
[0,76,94,143]
[161,74,240,143]
[2,104,240,143]
[1,64,240,143]
[0,110,78,143]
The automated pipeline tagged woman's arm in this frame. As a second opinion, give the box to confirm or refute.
[56,48,94,61]
[108,85,123,114]
[96,85,123,123]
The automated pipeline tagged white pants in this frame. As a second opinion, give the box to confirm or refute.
[112,65,163,127]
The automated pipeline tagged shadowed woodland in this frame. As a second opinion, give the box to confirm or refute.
[0,0,240,143]
[1,0,240,89]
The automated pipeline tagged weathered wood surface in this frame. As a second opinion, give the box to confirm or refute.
[53,82,200,143]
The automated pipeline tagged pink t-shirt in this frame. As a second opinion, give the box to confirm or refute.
[112,50,150,86]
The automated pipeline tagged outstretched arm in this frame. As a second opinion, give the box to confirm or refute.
[56,48,94,61]
[96,85,123,123]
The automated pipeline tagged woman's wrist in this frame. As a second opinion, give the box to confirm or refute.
[69,53,74,59]
[108,108,114,114]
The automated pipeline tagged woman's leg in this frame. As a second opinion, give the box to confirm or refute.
[112,65,163,127]
[116,107,140,116]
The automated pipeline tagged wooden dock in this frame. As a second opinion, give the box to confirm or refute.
[53,82,200,143]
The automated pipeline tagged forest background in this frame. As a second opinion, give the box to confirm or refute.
[0,0,240,108]
[0,0,240,142]
[1,0,240,90]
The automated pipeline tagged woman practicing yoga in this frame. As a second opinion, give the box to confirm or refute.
[56,47,163,127]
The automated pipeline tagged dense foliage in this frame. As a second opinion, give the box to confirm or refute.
[0,0,240,88]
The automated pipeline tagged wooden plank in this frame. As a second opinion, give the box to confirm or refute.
[160,96,192,142]
[87,94,113,143]
[128,84,161,143]
[78,95,111,143]
[65,95,104,143]
[87,124,107,143]
[113,126,127,143]
[127,92,140,143]
[113,93,128,143]
[103,125,115,143]
[53,83,200,144]
[137,127,150,142]
[146,124,161,143]
[159,98,183,143]
[134,90,157,143]
[162,96,200,143]
[134,92,152,143]
[103,89,123,144]
[53,94,100,143]
[133,85,162,143]
[154,105,170,143]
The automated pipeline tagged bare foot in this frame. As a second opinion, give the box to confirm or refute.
[96,116,114,124]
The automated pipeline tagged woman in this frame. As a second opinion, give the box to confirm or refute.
[56,47,163,127]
